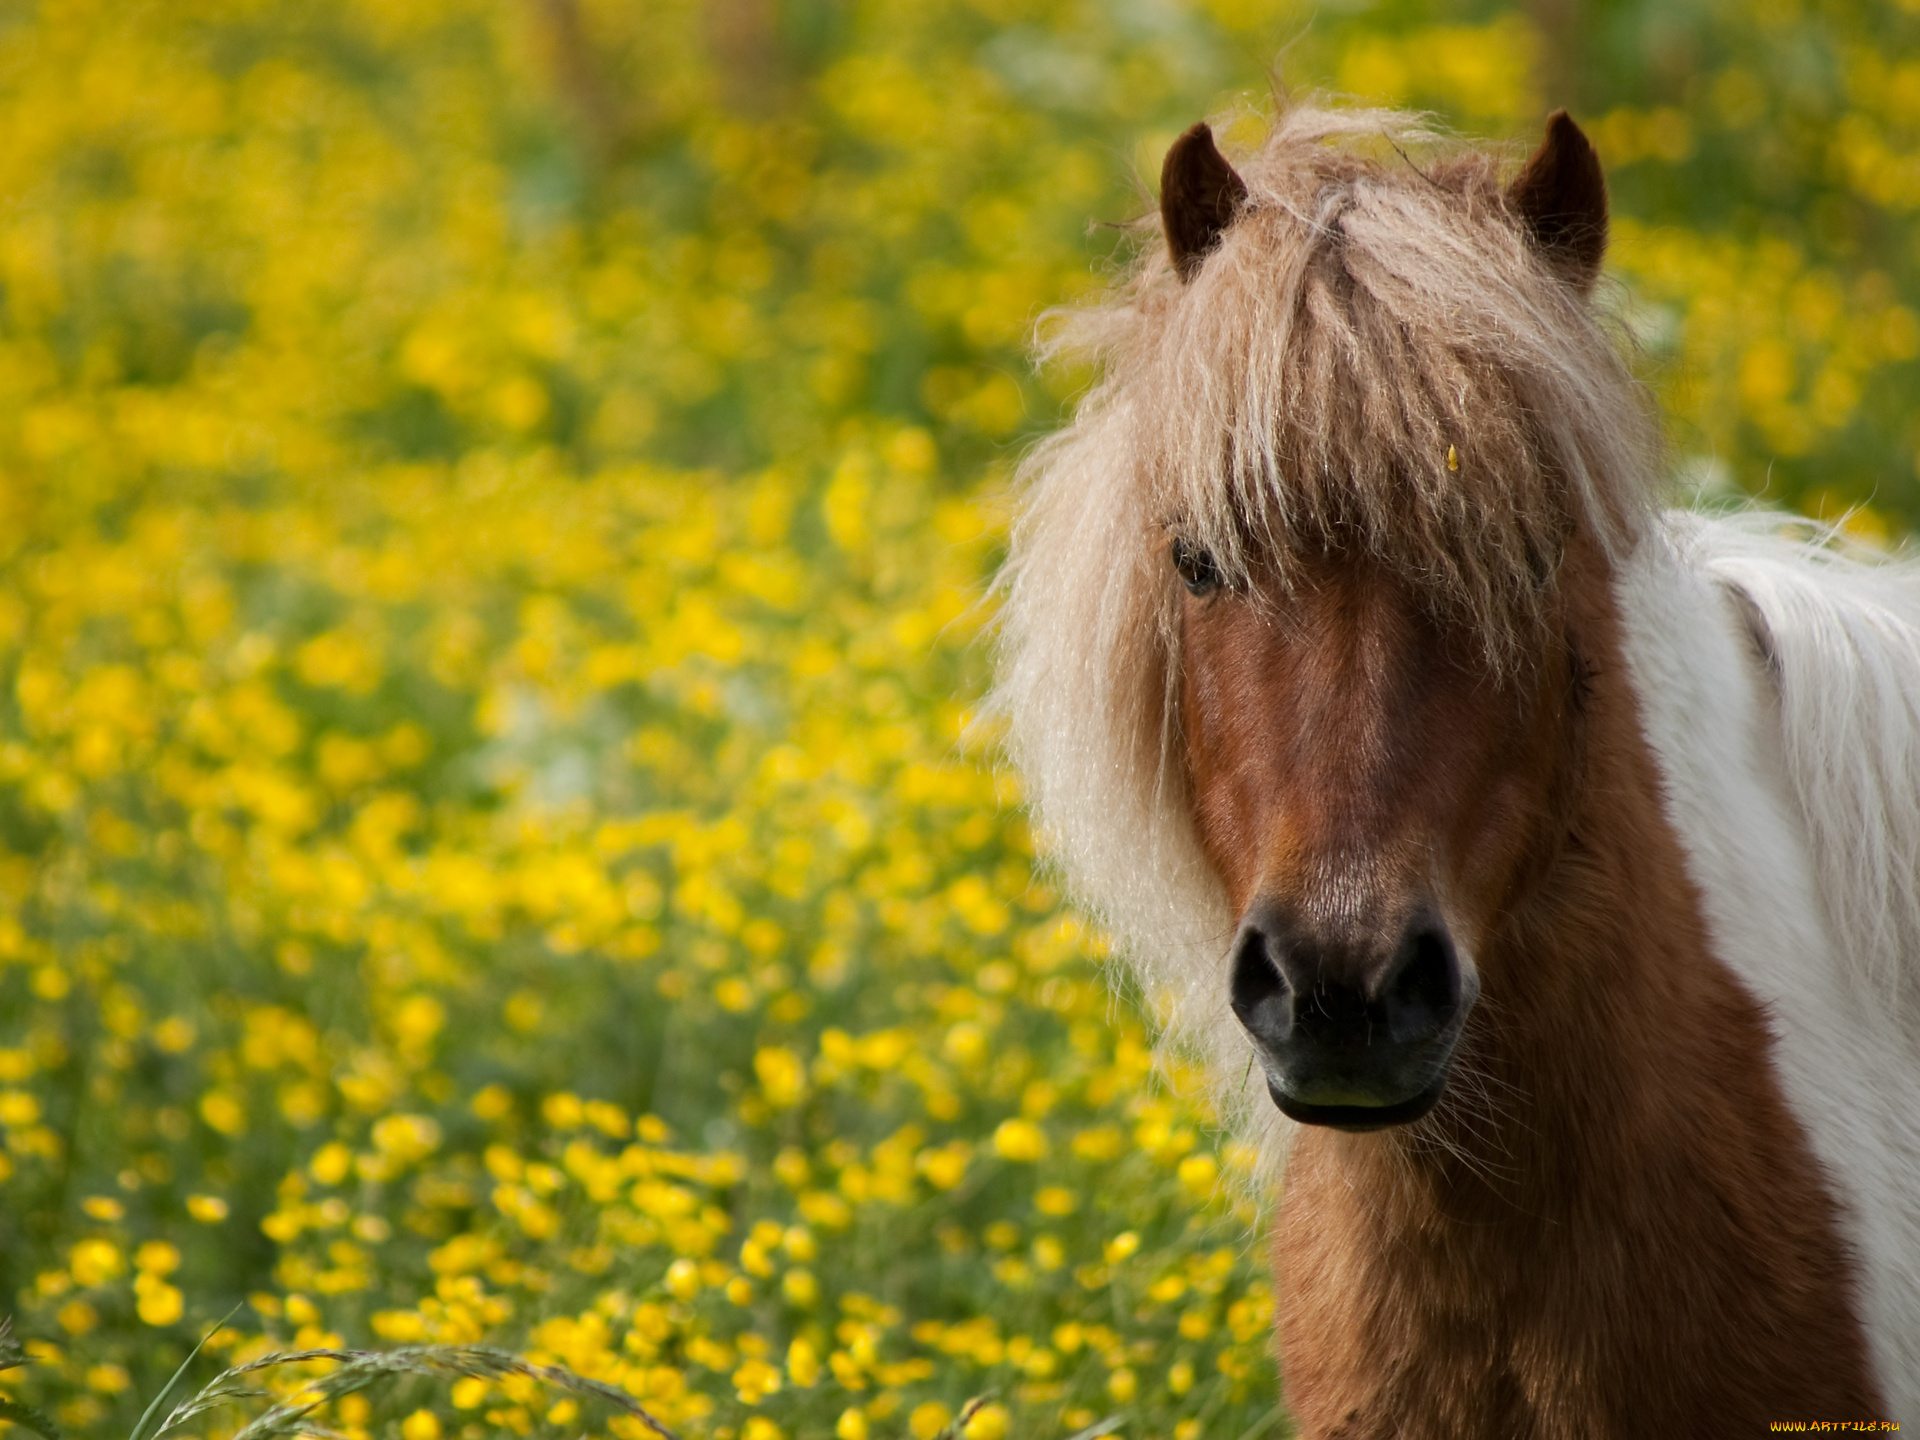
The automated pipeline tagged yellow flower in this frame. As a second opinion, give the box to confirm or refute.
[836,1409,870,1440]
[963,1402,1011,1440]
[372,1310,428,1341]
[797,1190,853,1229]
[56,1301,97,1335]
[753,1046,807,1107]
[1035,1185,1077,1215]
[1177,1153,1219,1196]
[371,1113,442,1165]
[773,1147,809,1189]
[134,1241,181,1275]
[69,1239,124,1287]
[991,1118,1048,1162]
[450,1378,489,1409]
[186,1193,230,1223]
[908,1139,962,1190]
[542,1091,585,1129]
[392,995,446,1050]
[584,1099,630,1138]
[1071,1126,1124,1161]
[401,1409,442,1440]
[199,1089,247,1137]
[0,1091,44,1127]
[665,1258,701,1299]
[471,1084,513,1121]
[908,1401,951,1439]
[134,1275,183,1326]
[786,1337,822,1387]
[511,1198,559,1240]
[941,1022,987,1065]
[731,1356,782,1403]
[86,1364,131,1394]
[151,1017,196,1053]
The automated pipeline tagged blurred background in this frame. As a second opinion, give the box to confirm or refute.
[0,1,1914,1438]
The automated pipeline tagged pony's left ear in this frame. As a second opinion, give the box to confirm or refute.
[1161,122,1248,282]
[1508,110,1608,291]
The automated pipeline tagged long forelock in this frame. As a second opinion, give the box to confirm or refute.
[994,104,1664,1182]
[1141,117,1655,664]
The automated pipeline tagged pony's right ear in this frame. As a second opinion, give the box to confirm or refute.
[1161,122,1248,282]
[1508,110,1608,291]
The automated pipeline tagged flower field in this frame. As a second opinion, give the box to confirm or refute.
[4,1,1920,1438]
[0,429,1284,1440]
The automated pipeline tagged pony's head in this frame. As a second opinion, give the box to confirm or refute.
[997,107,1662,1147]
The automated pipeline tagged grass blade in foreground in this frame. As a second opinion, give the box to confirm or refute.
[149,1344,684,1440]
[127,1306,242,1440]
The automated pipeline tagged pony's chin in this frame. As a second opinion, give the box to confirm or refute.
[1267,1075,1447,1132]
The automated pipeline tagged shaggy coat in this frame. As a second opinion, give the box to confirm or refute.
[995,106,1920,1431]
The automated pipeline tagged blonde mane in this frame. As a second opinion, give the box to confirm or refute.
[993,105,1666,1172]
[1691,513,1920,1028]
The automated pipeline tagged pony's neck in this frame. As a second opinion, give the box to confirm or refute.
[1271,538,1882,1435]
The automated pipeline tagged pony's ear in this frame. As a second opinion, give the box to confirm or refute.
[1508,110,1608,291]
[1161,122,1248,282]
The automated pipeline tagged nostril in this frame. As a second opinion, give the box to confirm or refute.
[1230,924,1292,1040]
[1381,922,1461,1043]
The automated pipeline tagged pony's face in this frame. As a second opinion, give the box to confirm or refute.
[1143,111,1616,1130]
[1176,546,1577,1130]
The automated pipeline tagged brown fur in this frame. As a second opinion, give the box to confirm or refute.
[1178,532,1882,1433]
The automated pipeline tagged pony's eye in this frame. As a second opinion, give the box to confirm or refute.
[1171,538,1222,596]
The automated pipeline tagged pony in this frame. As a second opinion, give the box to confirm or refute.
[994,105,1920,1433]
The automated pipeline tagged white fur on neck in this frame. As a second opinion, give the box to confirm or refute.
[1616,513,1920,1418]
